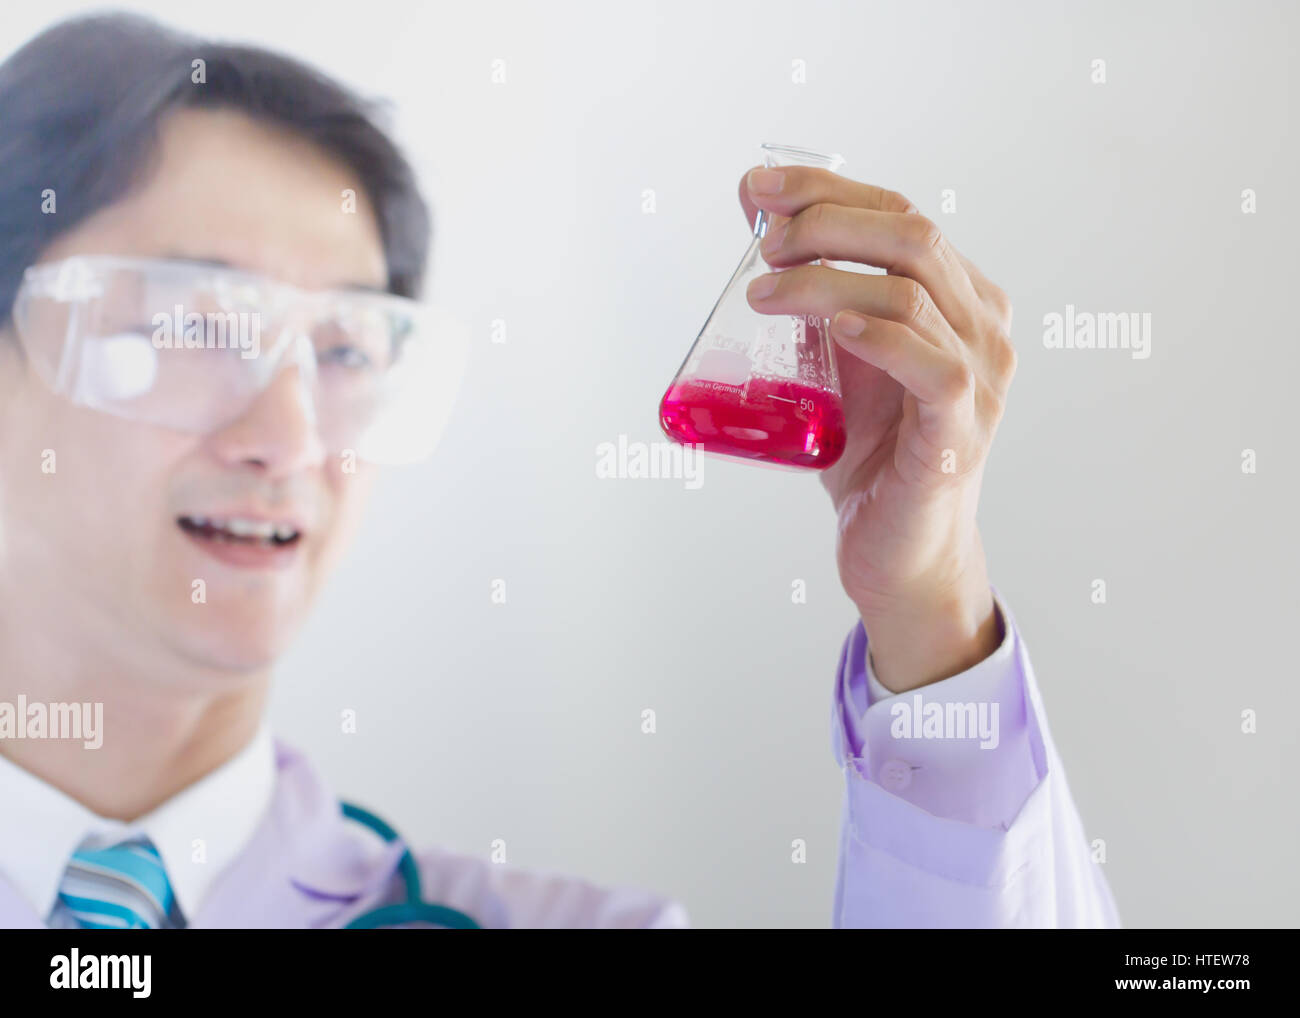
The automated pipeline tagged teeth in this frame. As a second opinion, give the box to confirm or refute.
[183,516,299,542]
[226,518,271,538]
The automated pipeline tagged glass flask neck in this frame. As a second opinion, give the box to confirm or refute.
[752,143,845,239]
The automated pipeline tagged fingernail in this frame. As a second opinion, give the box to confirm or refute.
[748,168,784,194]
[748,274,778,300]
[834,310,867,337]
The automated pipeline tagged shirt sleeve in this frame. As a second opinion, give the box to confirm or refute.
[830,587,1121,928]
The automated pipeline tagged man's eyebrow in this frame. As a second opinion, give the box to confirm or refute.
[159,253,390,294]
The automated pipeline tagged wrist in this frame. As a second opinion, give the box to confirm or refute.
[855,552,1000,694]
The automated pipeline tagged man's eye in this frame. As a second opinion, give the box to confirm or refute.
[318,345,373,370]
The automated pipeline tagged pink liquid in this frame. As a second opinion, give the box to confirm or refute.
[659,376,847,470]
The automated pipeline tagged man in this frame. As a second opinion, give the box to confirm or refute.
[0,13,1117,928]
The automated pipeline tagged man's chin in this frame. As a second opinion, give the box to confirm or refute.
[160,612,305,675]
[190,642,288,673]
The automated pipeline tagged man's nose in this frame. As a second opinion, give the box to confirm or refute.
[206,361,326,475]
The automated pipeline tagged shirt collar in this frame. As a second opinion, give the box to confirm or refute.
[0,721,275,924]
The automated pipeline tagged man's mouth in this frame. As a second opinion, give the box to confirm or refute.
[177,515,303,548]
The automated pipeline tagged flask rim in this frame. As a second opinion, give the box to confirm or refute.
[760,143,845,172]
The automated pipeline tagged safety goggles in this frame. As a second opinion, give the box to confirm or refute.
[10,255,469,465]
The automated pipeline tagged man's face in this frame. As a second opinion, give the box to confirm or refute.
[0,108,390,674]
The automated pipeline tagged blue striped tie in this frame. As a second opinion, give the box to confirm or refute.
[57,838,179,929]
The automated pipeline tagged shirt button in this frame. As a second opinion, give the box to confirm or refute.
[880,759,915,791]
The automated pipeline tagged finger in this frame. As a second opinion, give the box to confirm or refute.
[745,262,963,354]
[738,164,918,223]
[950,245,1013,333]
[736,163,909,248]
[759,203,982,333]
[737,168,766,234]
[736,169,792,249]
[830,311,974,425]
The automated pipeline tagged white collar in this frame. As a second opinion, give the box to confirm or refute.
[0,722,275,924]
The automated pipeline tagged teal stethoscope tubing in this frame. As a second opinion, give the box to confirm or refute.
[339,801,480,929]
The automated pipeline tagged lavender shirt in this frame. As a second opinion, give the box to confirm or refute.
[0,590,1118,928]
[829,590,1120,927]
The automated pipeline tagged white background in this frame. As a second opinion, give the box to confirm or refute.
[5,0,1297,927]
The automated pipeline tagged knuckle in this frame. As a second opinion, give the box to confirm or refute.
[905,214,946,256]
[792,201,832,246]
[987,283,1013,322]
[995,337,1018,386]
[939,361,977,402]
[980,386,1007,423]
[889,276,930,326]
[883,189,919,215]
[809,199,835,228]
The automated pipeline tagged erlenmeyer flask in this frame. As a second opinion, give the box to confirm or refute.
[659,143,848,471]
